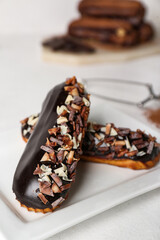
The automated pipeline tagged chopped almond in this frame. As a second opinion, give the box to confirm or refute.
[40,152,51,162]
[67,151,74,164]
[105,123,111,135]
[60,183,71,191]
[33,164,43,175]
[117,149,128,157]
[20,117,29,125]
[64,86,75,92]
[125,150,138,157]
[49,152,56,163]
[114,141,126,146]
[48,127,59,135]
[70,88,79,96]
[65,76,76,85]
[52,183,61,193]
[95,133,102,140]
[71,103,81,111]
[38,193,48,204]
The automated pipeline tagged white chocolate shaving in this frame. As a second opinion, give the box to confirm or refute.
[137,151,146,156]
[125,137,131,149]
[28,115,39,126]
[99,133,105,140]
[110,128,117,136]
[57,116,68,124]
[100,127,106,132]
[54,163,72,182]
[130,145,138,152]
[65,95,73,105]
[23,127,31,136]
[38,175,51,183]
[83,97,90,107]
[72,136,79,149]
[118,136,123,140]
[57,105,69,115]
[60,125,68,135]
[78,133,82,142]
[40,164,52,175]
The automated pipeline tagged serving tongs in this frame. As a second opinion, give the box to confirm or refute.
[82,78,160,108]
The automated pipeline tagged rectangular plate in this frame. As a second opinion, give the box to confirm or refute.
[42,39,160,65]
[0,96,160,240]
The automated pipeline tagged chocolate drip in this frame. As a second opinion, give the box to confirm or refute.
[12,83,68,209]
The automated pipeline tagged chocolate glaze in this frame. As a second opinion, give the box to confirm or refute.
[69,27,138,46]
[12,83,68,209]
[78,0,145,26]
[79,9,144,26]
[81,14,143,26]
[83,146,159,163]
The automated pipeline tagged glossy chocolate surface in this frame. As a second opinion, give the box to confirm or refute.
[12,83,68,209]
[78,0,145,26]
[69,27,138,46]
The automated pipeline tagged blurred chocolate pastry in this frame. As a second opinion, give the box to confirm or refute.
[42,35,95,53]
[13,77,90,213]
[42,0,154,57]
[21,117,160,170]
[139,22,154,43]
[78,0,145,26]
[69,17,138,46]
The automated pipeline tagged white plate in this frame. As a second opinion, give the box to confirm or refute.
[0,96,160,240]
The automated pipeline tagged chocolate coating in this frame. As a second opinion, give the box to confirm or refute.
[12,83,68,209]
[78,0,145,26]
[68,17,139,46]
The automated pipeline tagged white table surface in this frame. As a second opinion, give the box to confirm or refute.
[0,34,160,240]
[0,0,160,239]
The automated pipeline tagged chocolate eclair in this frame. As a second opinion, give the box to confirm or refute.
[68,17,139,46]
[82,122,160,170]
[78,0,145,26]
[13,77,90,213]
[20,116,160,170]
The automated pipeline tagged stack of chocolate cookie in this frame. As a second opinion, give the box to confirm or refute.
[68,0,154,47]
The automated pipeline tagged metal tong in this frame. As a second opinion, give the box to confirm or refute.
[82,78,160,108]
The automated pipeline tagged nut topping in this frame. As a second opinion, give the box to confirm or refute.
[52,183,61,193]
[29,77,90,209]
[71,103,81,111]
[57,116,68,124]
[110,128,117,136]
[65,95,74,105]
[82,122,159,164]
[40,153,51,162]
[105,123,111,135]
[38,193,48,205]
